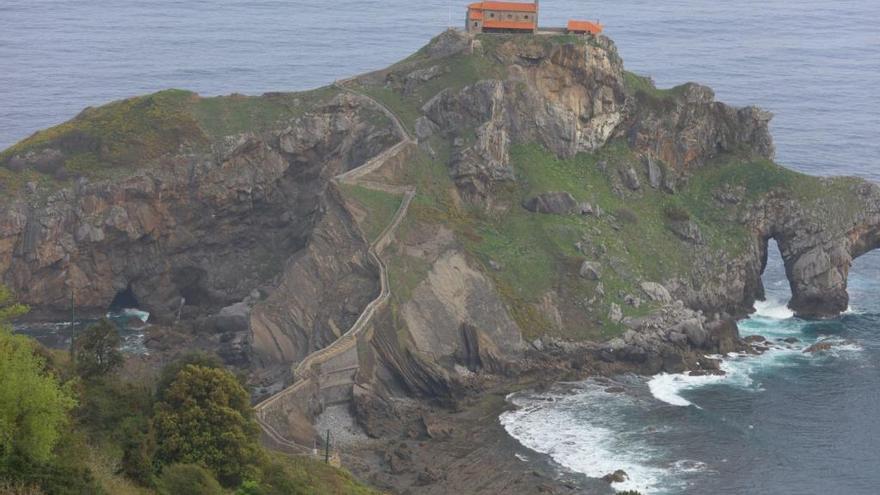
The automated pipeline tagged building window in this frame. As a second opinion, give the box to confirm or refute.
[508,14,513,19]
[474,22,478,27]
[524,15,529,19]
[489,12,494,18]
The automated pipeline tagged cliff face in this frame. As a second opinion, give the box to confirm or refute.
[0,91,397,376]
[2,30,878,401]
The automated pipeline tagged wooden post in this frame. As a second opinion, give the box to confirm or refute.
[324,429,330,464]
[69,289,76,358]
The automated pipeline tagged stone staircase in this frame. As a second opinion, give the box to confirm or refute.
[253,87,417,453]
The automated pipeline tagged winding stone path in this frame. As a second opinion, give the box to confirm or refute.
[254,87,417,453]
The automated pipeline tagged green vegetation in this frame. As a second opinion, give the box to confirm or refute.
[156,464,223,495]
[622,70,686,99]
[341,184,404,243]
[1,90,202,175]
[0,330,77,466]
[189,87,339,140]
[0,86,344,201]
[0,285,379,494]
[72,319,124,378]
[152,364,261,486]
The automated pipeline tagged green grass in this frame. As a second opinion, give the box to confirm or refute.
[0,87,348,200]
[259,453,383,495]
[622,71,688,99]
[1,89,203,172]
[190,87,339,140]
[341,184,404,243]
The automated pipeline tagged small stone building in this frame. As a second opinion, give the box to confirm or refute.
[466,1,539,34]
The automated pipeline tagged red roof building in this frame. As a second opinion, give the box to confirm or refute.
[567,19,603,35]
[466,1,538,33]
[465,1,603,36]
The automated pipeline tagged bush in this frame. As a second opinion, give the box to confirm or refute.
[663,203,691,222]
[157,463,223,495]
[0,330,77,465]
[152,364,261,486]
[155,352,224,400]
[614,208,639,224]
[72,319,123,378]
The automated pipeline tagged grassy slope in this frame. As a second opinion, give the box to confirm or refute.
[0,87,340,199]
[340,184,404,244]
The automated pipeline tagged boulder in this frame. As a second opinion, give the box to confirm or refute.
[579,261,602,280]
[522,192,580,215]
[608,303,623,323]
[620,166,641,190]
[804,341,834,354]
[640,281,672,303]
[602,470,628,483]
[579,202,595,215]
[668,219,704,244]
[672,318,707,347]
[426,28,470,59]
[414,116,438,141]
[645,156,663,189]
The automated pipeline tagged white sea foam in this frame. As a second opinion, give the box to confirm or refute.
[647,358,755,407]
[647,373,723,407]
[500,386,672,494]
[753,298,794,320]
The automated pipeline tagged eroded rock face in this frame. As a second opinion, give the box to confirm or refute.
[421,37,627,200]
[624,83,775,172]
[0,93,398,372]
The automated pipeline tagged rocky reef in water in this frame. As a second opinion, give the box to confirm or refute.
[2,28,880,493]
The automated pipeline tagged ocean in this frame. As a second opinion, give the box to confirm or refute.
[2,1,879,493]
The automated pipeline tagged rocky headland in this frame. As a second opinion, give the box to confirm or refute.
[3,29,880,493]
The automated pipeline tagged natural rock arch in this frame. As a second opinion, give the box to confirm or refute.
[752,182,880,318]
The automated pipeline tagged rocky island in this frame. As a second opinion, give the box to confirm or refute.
[3,29,879,493]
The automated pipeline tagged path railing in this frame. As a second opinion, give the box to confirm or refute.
[253,86,417,453]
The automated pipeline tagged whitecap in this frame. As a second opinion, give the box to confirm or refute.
[500,386,671,494]
[752,298,794,320]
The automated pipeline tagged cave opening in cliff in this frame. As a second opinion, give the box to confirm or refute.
[109,285,140,311]
[173,266,212,306]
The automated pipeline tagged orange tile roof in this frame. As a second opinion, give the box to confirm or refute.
[469,2,537,13]
[470,10,483,20]
[482,19,537,30]
[567,20,603,34]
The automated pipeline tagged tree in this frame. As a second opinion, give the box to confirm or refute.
[155,351,224,401]
[0,324,76,466]
[72,319,124,378]
[0,285,28,323]
[152,364,260,486]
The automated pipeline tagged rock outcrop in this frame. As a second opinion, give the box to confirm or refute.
[1,91,399,374]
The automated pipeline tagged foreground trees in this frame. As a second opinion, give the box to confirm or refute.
[72,318,124,378]
[0,330,77,466]
[152,364,261,486]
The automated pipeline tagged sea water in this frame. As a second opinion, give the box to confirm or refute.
[2,1,879,492]
[502,243,880,493]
